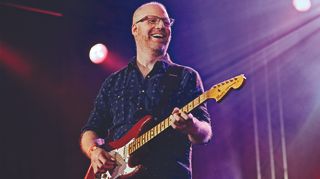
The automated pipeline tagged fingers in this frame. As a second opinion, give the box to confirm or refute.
[91,149,116,174]
[100,153,116,166]
[92,156,103,173]
[173,113,186,126]
[172,107,180,113]
[182,112,193,120]
[99,153,116,171]
[171,108,194,132]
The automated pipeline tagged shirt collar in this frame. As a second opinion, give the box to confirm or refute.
[128,56,173,74]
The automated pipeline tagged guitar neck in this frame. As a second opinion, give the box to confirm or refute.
[128,91,209,155]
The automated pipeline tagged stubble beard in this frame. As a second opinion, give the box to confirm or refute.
[151,44,167,56]
[137,36,170,57]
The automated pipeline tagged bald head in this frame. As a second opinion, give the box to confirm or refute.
[132,2,170,26]
[131,2,172,58]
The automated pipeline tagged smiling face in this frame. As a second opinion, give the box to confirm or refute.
[132,3,172,56]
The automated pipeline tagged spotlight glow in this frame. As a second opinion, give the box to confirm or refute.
[89,43,108,64]
[292,0,311,12]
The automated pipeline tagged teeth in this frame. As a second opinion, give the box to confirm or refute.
[151,34,164,38]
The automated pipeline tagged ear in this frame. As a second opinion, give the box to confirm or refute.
[131,24,138,36]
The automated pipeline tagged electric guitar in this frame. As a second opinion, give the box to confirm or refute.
[84,74,246,179]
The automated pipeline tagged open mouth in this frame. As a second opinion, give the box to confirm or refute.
[150,33,166,39]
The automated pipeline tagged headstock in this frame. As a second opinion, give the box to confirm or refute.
[207,74,246,102]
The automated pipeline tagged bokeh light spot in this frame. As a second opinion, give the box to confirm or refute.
[89,43,108,64]
[292,0,311,12]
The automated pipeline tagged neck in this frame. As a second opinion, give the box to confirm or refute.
[136,50,169,77]
[136,53,158,68]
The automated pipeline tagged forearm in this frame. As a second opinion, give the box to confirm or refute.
[188,118,212,144]
[80,130,100,158]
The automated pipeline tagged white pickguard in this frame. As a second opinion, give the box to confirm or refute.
[99,139,138,179]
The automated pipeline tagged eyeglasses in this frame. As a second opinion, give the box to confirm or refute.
[134,15,175,27]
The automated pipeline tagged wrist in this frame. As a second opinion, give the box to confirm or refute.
[188,117,200,135]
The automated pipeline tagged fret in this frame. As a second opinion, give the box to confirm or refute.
[153,126,156,136]
[149,129,152,139]
[141,135,144,144]
[150,128,154,138]
[169,117,172,126]
[194,96,199,106]
[199,93,206,103]
[182,106,187,113]
[144,134,148,144]
[128,144,132,154]
[165,117,169,127]
[155,125,158,135]
[140,137,143,146]
[153,127,156,138]
[161,121,165,131]
[199,94,203,103]
[159,121,162,131]
[132,142,136,151]
[188,102,193,112]
[192,97,201,109]
[138,137,142,146]
[146,131,149,142]
[137,138,140,148]
[156,126,159,135]
[136,139,139,149]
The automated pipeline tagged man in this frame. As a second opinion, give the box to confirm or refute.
[80,2,212,179]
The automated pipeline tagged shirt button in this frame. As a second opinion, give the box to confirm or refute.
[139,107,143,110]
[141,90,145,93]
[146,75,150,79]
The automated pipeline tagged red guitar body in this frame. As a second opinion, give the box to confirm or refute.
[84,115,153,179]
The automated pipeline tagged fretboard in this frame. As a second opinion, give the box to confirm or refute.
[128,91,209,155]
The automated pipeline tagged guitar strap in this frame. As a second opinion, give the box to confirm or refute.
[152,64,184,119]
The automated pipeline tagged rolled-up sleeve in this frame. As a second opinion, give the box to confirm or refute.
[181,68,211,124]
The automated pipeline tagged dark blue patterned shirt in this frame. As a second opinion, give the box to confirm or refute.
[82,58,211,179]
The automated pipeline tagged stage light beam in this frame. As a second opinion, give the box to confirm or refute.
[292,0,312,12]
[89,43,108,64]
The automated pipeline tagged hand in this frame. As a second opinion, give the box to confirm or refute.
[170,107,198,134]
[90,147,116,174]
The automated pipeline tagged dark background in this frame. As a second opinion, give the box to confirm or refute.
[1,0,320,178]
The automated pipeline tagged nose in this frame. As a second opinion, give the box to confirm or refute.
[155,19,166,29]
